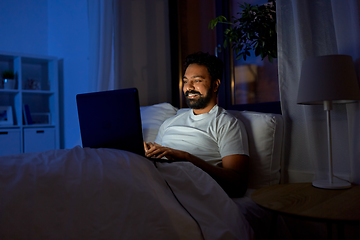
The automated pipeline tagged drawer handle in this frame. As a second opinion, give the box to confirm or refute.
[36,130,45,133]
[0,132,8,135]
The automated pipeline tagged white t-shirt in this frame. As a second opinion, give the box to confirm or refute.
[155,105,249,166]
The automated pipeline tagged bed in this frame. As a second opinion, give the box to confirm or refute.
[0,103,284,240]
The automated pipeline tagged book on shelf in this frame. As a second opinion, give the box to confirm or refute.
[23,104,33,125]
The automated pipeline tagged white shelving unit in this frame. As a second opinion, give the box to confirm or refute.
[0,51,59,156]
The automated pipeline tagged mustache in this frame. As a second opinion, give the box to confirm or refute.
[185,90,201,97]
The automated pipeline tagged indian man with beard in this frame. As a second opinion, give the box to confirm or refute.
[144,52,249,198]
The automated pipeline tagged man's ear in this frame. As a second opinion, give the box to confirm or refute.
[213,79,221,92]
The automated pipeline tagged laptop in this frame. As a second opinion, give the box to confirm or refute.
[76,88,147,157]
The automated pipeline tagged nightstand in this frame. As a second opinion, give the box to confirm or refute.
[251,183,360,239]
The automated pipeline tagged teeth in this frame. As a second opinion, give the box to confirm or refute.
[188,93,198,97]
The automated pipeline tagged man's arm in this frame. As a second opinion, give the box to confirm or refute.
[144,142,249,198]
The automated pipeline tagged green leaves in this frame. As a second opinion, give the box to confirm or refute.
[208,15,231,29]
[209,0,277,62]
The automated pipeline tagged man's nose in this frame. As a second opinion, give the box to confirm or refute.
[185,81,194,90]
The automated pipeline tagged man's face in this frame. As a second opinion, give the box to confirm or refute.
[183,64,214,109]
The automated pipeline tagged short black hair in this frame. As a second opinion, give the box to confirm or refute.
[184,51,224,84]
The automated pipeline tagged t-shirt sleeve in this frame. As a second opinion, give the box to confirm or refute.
[217,117,249,158]
[154,123,164,145]
[155,115,175,145]
[154,113,183,146]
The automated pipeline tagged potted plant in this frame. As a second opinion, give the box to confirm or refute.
[2,70,16,89]
[209,0,277,62]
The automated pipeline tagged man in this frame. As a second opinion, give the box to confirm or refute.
[144,52,249,198]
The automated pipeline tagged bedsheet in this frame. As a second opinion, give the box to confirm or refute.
[0,146,253,240]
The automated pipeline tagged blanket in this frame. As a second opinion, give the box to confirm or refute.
[0,146,253,239]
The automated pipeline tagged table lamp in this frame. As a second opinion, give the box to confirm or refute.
[297,54,360,189]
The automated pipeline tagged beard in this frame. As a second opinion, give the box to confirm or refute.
[185,87,213,109]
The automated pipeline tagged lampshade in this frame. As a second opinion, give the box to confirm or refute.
[297,54,360,189]
[297,55,360,105]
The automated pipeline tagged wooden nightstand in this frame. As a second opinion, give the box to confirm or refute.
[251,183,360,239]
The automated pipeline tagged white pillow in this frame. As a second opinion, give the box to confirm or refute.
[227,110,283,189]
[140,103,178,143]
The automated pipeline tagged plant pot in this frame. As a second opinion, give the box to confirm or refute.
[4,79,16,89]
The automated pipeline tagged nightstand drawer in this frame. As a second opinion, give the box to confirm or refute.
[0,129,21,156]
[24,128,55,153]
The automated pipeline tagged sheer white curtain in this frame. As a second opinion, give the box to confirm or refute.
[277,0,360,183]
[88,0,115,91]
[87,0,172,106]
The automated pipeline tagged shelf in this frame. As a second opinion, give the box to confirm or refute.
[0,89,54,94]
[0,89,19,93]
[0,51,59,155]
[22,90,55,94]
[0,125,20,129]
[23,124,55,128]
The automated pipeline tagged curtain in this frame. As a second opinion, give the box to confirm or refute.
[88,0,115,91]
[277,0,360,183]
[87,0,172,106]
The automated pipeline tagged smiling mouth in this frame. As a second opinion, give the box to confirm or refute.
[185,91,201,99]
[187,93,200,98]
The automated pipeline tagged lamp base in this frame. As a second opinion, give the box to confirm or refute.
[312,179,351,189]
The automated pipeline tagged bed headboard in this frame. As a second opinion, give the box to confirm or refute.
[226,101,282,114]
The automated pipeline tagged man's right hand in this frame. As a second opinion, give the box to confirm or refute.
[143,141,163,158]
[144,141,159,152]
[143,141,189,161]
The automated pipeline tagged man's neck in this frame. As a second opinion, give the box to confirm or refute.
[192,102,217,115]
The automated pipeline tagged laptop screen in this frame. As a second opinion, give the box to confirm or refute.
[76,88,145,156]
